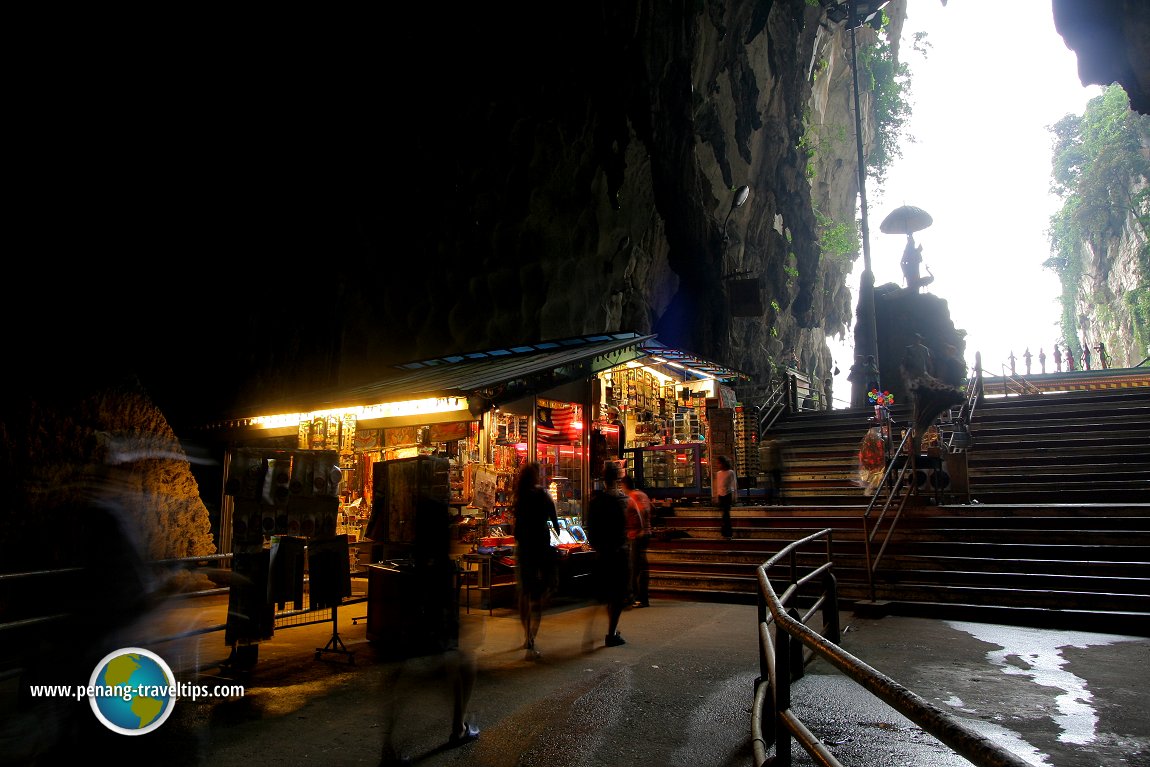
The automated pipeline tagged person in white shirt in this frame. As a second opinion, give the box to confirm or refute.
[713,455,738,539]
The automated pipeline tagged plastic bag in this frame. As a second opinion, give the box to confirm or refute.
[856,427,887,496]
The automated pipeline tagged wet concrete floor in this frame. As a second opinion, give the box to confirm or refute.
[6,593,1148,766]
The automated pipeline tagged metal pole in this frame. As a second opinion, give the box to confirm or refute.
[850,0,881,405]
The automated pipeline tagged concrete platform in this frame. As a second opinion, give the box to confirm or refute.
[4,594,1147,766]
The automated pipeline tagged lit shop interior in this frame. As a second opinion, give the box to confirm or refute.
[215,335,753,608]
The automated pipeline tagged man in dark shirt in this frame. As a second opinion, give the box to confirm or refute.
[585,462,630,647]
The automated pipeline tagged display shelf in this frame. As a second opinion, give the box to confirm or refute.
[460,553,516,614]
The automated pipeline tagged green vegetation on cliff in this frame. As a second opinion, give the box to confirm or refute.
[1045,84,1150,358]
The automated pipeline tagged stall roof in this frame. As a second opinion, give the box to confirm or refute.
[221,331,749,424]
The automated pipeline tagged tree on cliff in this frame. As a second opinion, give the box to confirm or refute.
[1046,84,1150,362]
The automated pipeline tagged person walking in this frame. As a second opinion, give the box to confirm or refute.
[759,437,785,505]
[620,474,652,608]
[713,455,738,539]
[585,462,630,647]
[512,463,560,657]
[379,497,479,765]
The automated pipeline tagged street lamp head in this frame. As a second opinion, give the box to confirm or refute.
[826,1,891,28]
[731,184,751,210]
[721,185,752,242]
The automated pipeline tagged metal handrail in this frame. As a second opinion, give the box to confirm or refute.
[752,528,1030,767]
[860,425,914,601]
[758,376,792,436]
[0,557,232,638]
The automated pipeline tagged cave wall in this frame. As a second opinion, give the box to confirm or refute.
[12,1,910,431]
[0,378,217,572]
[1071,175,1150,366]
[223,0,908,415]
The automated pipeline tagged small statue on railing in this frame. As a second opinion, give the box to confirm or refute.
[1081,338,1092,371]
[1008,350,1017,376]
[1066,344,1076,371]
[1053,343,1063,372]
[1038,348,1047,374]
[1096,341,1110,369]
[1023,348,1033,375]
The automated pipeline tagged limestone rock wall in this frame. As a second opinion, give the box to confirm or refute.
[225,1,908,414]
[0,378,217,571]
[1072,176,1150,366]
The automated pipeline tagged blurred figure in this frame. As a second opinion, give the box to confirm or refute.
[759,437,785,506]
[620,475,652,609]
[712,455,738,539]
[584,462,630,648]
[511,463,560,657]
[379,498,478,766]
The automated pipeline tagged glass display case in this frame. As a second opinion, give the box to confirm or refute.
[623,443,709,499]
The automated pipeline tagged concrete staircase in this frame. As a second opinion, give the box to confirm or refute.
[645,382,1150,635]
[964,388,1150,503]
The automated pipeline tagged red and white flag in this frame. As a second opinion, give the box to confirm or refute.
[537,405,576,444]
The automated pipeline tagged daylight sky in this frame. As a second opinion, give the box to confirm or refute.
[828,0,1105,406]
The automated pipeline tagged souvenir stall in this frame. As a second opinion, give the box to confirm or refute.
[222,446,355,664]
[211,333,752,629]
[593,361,754,501]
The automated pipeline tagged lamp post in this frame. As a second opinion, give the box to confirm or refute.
[832,0,889,408]
[722,184,751,242]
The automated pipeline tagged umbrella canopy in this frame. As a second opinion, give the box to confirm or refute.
[880,205,933,235]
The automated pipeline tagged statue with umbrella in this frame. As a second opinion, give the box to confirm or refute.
[880,205,933,292]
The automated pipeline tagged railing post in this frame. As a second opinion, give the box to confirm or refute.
[822,570,840,644]
[774,620,793,766]
[757,590,770,685]
[787,607,805,682]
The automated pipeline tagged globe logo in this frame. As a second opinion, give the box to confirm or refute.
[87,647,177,735]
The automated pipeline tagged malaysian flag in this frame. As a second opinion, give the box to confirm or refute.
[537,405,577,444]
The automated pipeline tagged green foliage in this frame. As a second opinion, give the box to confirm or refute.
[857,17,915,187]
[798,107,850,181]
[1127,282,1150,358]
[814,207,860,268]
[1046,84,1150,348]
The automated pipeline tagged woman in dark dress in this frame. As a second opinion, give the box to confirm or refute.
[512,462,560,656]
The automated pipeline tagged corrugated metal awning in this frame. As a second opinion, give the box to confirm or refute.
[638,338,751,382]
[223,331,749,423]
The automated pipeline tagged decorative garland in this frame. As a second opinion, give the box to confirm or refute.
[868,389,895,406]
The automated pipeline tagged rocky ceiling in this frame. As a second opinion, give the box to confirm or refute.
[1053,0,1150,115]
[12,1,1150,434]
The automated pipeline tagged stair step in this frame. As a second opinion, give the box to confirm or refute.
[871,567,1150,594]
[657,382,1150,629]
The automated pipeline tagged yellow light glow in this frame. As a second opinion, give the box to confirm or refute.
[248,396,469,430]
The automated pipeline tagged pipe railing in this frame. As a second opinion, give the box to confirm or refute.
[860,424,915,601]
[752,528,1031,767]
[0,556,234,640]
[758,376,792,436]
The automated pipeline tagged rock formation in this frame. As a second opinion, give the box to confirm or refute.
[207,0,910,421]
